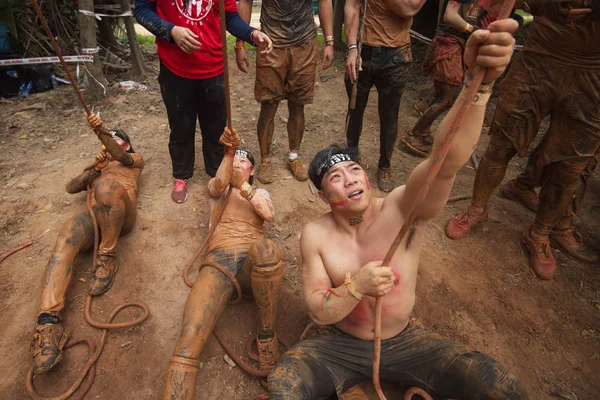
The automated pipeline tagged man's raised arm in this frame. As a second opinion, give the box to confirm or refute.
[398,19,518,221]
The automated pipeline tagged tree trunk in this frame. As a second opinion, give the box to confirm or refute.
[119,0,145,76]
[78,0,107,99]
[333,0,346,52]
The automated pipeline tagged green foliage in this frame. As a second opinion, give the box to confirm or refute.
[137,34,155,45]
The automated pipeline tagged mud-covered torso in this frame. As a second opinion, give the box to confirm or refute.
[208,189,265,252]
[524,17,600,69]
[316,192,424,341]
[92,153,144,205]
[259,0,316,47]
[363,0,412,48]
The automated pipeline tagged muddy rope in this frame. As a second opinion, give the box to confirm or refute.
[371,2,516,399]
[0,229,50,265]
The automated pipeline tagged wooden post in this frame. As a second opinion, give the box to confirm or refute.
[78,0,108,98]
[119,0,146,76]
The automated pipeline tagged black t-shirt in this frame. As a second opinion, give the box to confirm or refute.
[436,0,481,42]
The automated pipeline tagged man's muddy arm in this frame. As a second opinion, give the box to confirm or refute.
[387,0,427,18]
[237,0,253,23]
[208,151,234,197]
[317,0,334,39]
[245,187,275,222]
[445,1,473,31]
[66,168,101,194]
[398,20,517,220]
[301,225,360,325]
[344,0,360,46]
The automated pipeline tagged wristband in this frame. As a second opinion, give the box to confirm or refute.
[344,273,364,301]
[234,45,246,52]
[325,36,334,46]
[464,23,474,33]
[347,44,358,51]
[240,182,254,200]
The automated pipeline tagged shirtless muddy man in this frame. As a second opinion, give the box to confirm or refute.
[268,19,529,399]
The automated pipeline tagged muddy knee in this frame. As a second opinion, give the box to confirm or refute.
[248,238,281,268]
[55,212,94,251]
[268,352,331,400]
[460,352,528,399]
[484,129,518,164]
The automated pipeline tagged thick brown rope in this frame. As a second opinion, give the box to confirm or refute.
[371,2,516,398]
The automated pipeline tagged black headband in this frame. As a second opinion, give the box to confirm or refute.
[235,149,255,166]
[315,153,353,187]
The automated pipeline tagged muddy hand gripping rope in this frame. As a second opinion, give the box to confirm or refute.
[371,1,516,399]
[26,2,149,398]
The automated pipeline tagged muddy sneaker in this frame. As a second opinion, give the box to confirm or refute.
[521,228,556,280]
[89,253,119,296]
[499,179,538,212]
[287,158,308,181]
[550,227,599,263]
[446,205,488,240]
[31,322,69,374]
[257,334,279,372]
[377,168,394,192]
[171,179,188,203]
[258,157,274,184]
[400,134,434,158]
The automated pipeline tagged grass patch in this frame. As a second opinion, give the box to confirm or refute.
[137,34,155,45]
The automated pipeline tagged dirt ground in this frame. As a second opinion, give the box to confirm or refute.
[0,41,599,400]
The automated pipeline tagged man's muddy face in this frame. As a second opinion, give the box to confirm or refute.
[233,154,254,181]
[319,161,371,211]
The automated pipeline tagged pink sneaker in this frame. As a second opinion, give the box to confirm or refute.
[172,179,188,203]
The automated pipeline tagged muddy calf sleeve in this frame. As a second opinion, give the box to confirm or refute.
[163,356,200,400]
[248,239,282,337]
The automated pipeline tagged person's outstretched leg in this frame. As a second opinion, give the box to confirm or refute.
[402,80,460,158]
[163,250,238,400]
[88,179,135,295]
[238,239,283,371]
[257,101,280,184]
[287,101,308,181]
[34,211,95,374]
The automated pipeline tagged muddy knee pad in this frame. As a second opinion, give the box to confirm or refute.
[163,356,200,400]
[459,352,528,399]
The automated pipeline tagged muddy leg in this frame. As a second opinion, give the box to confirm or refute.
[257,101,280,159]
[163,266,234,400]
[287,101,305,154]
[88,179,134,295]
[34,211,95,374]
[471,125,518,209]
[39,211,95,315]
[238,239,283,371]
[412,80,459,136]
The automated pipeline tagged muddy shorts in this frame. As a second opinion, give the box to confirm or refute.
[255,37,318,105]
[422,35,465,86]
[268,321,527,400]
[491,51,600,162]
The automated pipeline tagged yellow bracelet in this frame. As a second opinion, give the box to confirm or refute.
[344,273,364,301]
[234,45,246,52]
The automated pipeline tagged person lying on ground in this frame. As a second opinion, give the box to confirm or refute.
[31,114,143,374]
[267,18,529,400]
[163,127,283,400]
